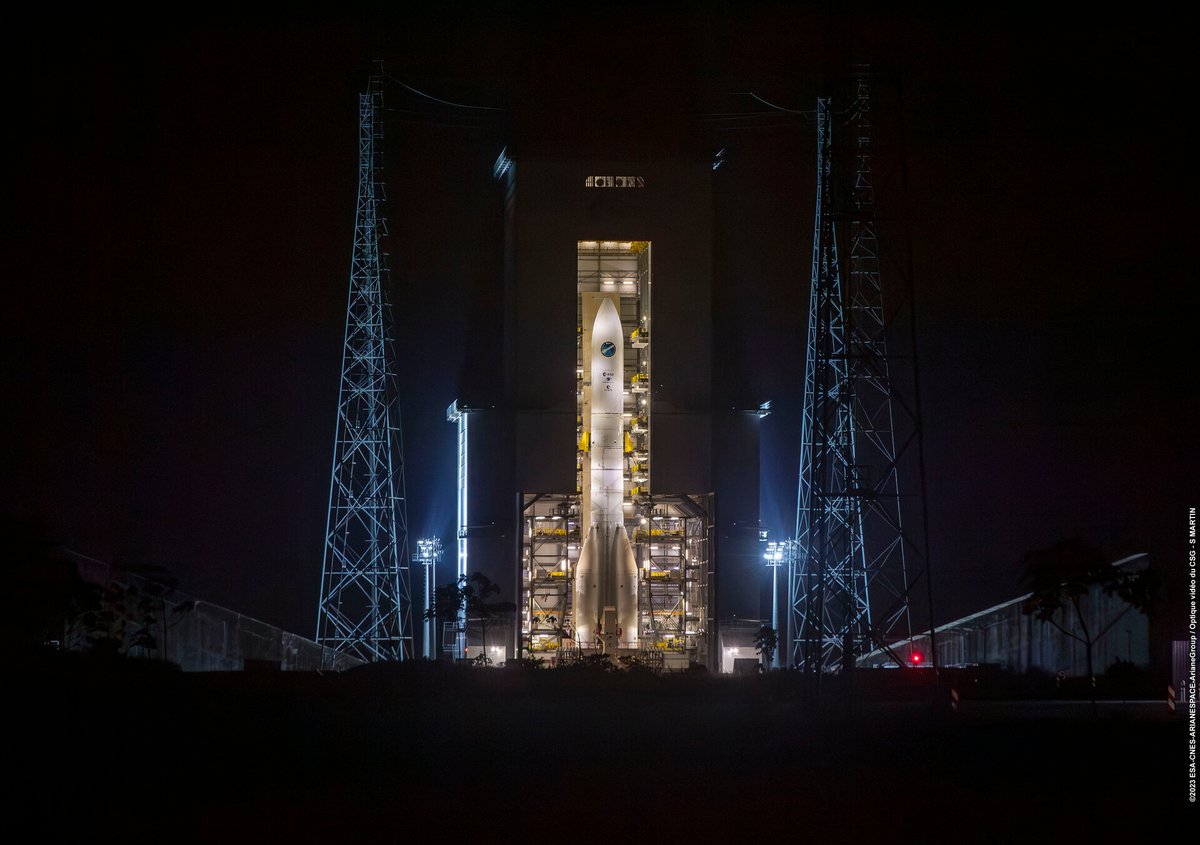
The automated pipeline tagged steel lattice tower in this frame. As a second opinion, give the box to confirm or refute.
[788,79,920,673]
[316,78,413,662]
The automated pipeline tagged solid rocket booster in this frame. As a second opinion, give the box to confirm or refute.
[574,297,638,651]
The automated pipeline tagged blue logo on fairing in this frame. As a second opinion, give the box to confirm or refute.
[601,341,616,357]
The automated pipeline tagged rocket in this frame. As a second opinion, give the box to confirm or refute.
[574,296,638,652]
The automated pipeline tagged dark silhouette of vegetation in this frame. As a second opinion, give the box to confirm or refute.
[617,653,657,674]
[1020,538,1153,707]
[3,516,191,663]
[754,624,778,670]
[507,656,546,670]
[69,563,184,661]
[579,652,618,671]
[120,564,179,659]
[4,517,88,654]
[424,571,516,664]
[82,582,129,657]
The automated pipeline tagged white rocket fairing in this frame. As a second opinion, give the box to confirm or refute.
[574,297,638,651]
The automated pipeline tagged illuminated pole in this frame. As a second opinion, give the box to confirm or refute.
[417,538,443,659]
[447,400,469,659]
[785,541,795,669]
[764,541,783,669]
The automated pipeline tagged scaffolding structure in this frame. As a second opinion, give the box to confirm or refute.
[519,493,713,669]
[789,78,924,673]
[316,77,414,662]
[636,496,713,662]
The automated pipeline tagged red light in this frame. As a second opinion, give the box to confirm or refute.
[911,651,924,665]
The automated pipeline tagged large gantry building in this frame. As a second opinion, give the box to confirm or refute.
[452,153,762,671]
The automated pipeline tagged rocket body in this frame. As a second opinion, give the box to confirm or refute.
[575,297,638,650]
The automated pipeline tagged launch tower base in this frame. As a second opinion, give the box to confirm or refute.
[519,492,715,670]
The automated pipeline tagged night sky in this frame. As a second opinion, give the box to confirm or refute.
[9,5,1194,640]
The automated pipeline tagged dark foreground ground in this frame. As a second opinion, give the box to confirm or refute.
[14,657,1186,843]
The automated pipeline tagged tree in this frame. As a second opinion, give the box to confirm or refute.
[465,572,516,663]
[3,517,87,653]
[424,572,516,664]
[754,624,778,671]
[1020,538,1153,705]
[120,564,179,660]
[425,577,468,658]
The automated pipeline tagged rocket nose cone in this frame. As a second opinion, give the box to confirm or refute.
[593,297,623,355]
